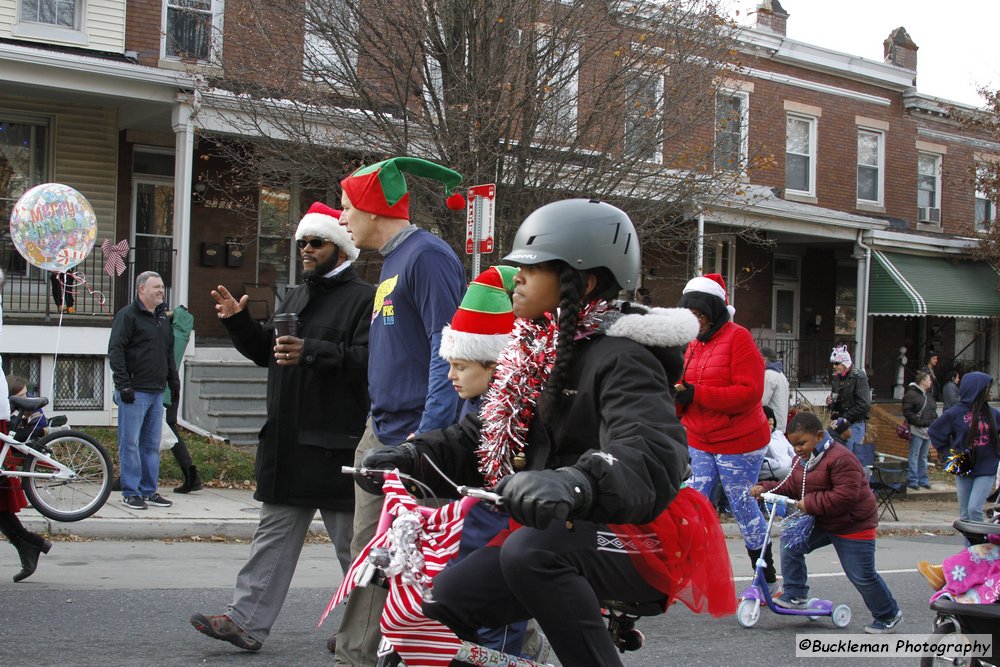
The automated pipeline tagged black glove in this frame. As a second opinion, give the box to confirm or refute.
[119,387,135,404]
[355,442,417,495]
[495,468,594,529]
[169,378,181,399]
[673,381,694,406]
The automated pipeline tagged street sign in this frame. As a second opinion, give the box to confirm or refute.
[466,184,495,255]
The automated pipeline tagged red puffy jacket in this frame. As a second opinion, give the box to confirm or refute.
[676,321,770,454]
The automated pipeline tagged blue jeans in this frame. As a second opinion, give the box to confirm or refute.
[689,447,767,550]
[117,390,164,498]
[780,529,899,624]
[907,435,930,487]
[845,422,873,468]
[955,474,995,526]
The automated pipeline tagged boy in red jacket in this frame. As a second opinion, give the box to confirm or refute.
[751,412,903,634]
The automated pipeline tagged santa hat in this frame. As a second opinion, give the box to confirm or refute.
[439,265,518,362]
[340,157,466,220]
[682,273,736,319]
[295,202,360,261]
[830,345,852,368]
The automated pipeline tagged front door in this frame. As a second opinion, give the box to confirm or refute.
[131,178,174,302]
[773,281,799,378]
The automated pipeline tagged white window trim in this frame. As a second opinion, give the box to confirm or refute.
[160,0,225,65]
[856,127,885,206]
[535,31,579,139]
[785,112,817,197]
[715,88,750,173]
[975,165,996,232]
[303,0,358,85]
[624,71,665,164]
[917,151,942,218]
[12,0,88,46]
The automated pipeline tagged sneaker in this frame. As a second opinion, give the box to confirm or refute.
[774,595,809,609]
[144,493,173,508]
[907,484,919,490]
[865,609,903,634]
[920,484,932,489]
[767,581,782,599]
[122,495,147,510]
[190,613,262,652]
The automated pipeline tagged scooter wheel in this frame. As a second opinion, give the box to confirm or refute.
[831,604,852,628]
[736,598,761,628]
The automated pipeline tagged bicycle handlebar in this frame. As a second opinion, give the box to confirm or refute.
[343,466,502,506]
[760,492,797,508]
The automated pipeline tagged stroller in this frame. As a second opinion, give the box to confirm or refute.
[921,503,1000,667]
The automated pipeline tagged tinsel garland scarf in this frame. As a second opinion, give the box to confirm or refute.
[476,300,609,485]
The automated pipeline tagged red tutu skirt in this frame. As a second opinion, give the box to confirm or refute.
[0,419,28,513]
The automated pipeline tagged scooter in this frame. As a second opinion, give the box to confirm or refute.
[736,492,852,628]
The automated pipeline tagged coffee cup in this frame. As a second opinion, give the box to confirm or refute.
[273,313,298,338]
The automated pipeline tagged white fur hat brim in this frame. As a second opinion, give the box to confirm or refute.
[439,326,511,362]
[607,307,699,347]
[296,212,360,261]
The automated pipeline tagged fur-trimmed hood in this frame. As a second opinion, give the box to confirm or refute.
[602,302,699,385]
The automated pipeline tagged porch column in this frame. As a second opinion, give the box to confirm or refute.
[852,241,870,368]
[171,98,195,310]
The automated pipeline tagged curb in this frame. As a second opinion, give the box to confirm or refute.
[18,516,330,540]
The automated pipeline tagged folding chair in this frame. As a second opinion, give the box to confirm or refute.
[242,283,275,323]
[869,460,907,521]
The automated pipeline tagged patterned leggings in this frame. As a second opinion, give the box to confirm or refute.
[689,447,767,550]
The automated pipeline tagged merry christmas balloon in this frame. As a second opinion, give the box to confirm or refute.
[9,183,98,271]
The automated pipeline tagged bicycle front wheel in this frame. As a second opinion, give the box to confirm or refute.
[21,430,112,522]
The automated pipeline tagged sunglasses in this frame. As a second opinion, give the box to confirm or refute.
[296,238,330,249]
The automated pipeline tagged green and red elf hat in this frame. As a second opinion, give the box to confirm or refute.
[340,156,466,220]
[439,265,518,362]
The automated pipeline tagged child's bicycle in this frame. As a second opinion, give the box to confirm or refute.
[325,466,656,667]
[736,492,852,629]
[0,394,112,521]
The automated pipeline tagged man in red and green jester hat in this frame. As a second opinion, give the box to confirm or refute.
[332,157,468,666]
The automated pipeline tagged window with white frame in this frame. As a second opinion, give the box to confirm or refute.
[0,115,51,280]
[856,129,883,204]
[917,152,941,222]
[976,166,995,232]
[258,185,294,295]
[715,90,748,171]
[19,0,82,29]
[164,0,222,62]
[54,355,104,410]
[785,114,816,194]
[700,238,733,290]
[535,32,579,139]
[303,0,357,82]
[624,72,664,162]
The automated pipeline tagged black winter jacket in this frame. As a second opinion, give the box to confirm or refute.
[222,266,374,511]
[408,306,698,525]
[902,383,938,430]
[831,366,871,425]
[108,298,178,392]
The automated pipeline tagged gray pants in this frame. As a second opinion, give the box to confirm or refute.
[227,502,352,643]
[335,420,389,666]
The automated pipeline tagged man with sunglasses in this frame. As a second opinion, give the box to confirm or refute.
[192,202,375,653]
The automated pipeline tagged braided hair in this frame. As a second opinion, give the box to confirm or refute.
[539,261,620,418]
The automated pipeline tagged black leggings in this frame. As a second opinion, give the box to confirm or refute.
[165,394,192,471]
[423,520,664,667]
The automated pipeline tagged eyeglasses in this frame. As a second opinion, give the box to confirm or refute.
[296,238,330,249]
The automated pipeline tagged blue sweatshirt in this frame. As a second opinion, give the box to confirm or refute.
[928,371,1000,478]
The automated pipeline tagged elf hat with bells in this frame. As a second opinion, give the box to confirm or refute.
[340,157,466,221]
[439,265,518,363]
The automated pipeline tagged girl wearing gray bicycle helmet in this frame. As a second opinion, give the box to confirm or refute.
[360,199,737,665]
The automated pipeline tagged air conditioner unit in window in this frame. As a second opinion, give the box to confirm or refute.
[917,206,941,223]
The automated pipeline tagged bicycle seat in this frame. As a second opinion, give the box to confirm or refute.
[603,599,667,617]
[10,396,48,412]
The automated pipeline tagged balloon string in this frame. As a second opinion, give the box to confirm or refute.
[54,270,112,317]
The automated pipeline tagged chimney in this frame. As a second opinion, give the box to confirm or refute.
[883,27,918,71]
[755,0,789,36]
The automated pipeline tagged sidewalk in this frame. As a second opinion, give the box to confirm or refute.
[17,478,967,540]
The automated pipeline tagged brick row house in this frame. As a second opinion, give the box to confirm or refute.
[0,0,998,434]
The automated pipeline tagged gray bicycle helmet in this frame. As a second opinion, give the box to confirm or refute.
[503,199,641,289]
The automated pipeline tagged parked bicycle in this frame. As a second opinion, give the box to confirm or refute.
[0,395,112,521]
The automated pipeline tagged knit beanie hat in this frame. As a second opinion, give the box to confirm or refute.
[340,157,466,220]
[439,265,518,362]
[295,202,360,261]
[830,345,852,369]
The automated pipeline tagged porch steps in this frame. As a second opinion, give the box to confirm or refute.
[184,359,268,447]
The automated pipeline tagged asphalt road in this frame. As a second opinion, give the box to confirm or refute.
[0,531,973,667]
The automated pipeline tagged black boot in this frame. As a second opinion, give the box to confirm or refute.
[174,466,203,494]
[12,532,52,582]
[747,544,778,589]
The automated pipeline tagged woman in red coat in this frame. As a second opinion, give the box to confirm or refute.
[674,274,776,591]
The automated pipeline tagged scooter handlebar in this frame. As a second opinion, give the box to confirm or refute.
[761,492,797,508]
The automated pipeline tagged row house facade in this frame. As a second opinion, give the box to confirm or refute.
[0,0,998,431]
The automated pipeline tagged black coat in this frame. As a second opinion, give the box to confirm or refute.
[902,383,937,428]
[108,298,178,392]
[409,308,695,525]
[222,266,374,511]
[831,366,871,424]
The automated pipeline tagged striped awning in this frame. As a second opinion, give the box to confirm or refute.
[869,251,1000,318]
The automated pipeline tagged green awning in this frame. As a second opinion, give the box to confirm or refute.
[869,251,1000,318]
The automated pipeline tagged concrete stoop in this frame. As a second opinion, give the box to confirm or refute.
[183,359,266,446]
